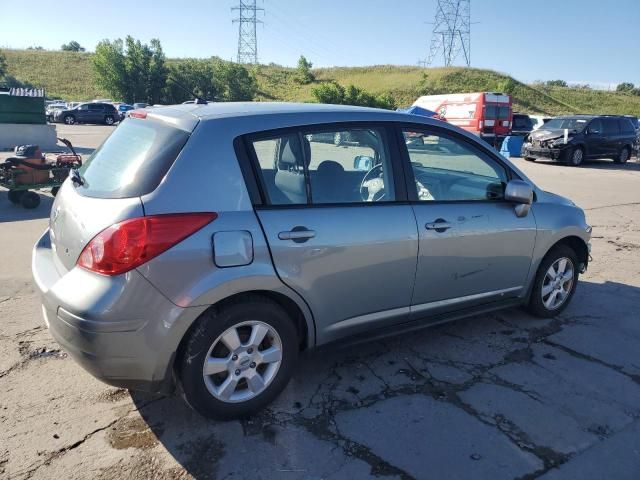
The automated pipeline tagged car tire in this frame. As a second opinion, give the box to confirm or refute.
[567,146,584,166]
[20,191,41,209]
[64,115,76,125]
[179,296,299,420]
[8,190,24,204]
[614,146,630,164]
[104,115,115,126]
[524,156,536,162]
[527,245,579,318]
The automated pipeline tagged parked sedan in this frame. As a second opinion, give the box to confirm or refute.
[52,102,120,125]
[33,103,591,419]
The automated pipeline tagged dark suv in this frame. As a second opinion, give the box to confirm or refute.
[522,115,637,166]
[52,102,119,126]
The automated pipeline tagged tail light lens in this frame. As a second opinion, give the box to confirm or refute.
[77,213,217,275]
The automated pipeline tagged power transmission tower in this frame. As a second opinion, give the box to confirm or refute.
[426,0,471,67]
[232,1,264,64]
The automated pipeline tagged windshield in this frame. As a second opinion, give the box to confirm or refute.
[77,118,190,198]
[543,118,590,132]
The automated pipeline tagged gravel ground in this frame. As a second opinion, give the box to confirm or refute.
[1,124,640,480]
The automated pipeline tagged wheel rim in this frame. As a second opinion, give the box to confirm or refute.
[572,149,583,164]
[106,117,113,125]
[202,321,283,403]
[541,257,575,310]
[65,116,74,125]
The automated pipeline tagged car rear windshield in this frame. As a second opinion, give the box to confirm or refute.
[484,105,510,119]
[77,118,190,198]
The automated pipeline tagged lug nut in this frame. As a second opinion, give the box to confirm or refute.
[235,369,241,375]
[231,354,238,361]
[250,362,256,369]
[247,348,254,354]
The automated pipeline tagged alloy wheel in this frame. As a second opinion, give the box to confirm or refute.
[541,257,575,310]
[571,148,583,166]
[202,321,283,403]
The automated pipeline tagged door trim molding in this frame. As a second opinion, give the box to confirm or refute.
[411,286,522,316]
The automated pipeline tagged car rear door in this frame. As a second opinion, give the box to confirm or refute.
[602,118,621,157]
[584,119,605,158]
[397,125,537,320]
[88,104,103,123]
[245,124,419,344]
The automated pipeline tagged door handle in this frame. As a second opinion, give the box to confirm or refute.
[425,219,452,232]
[278,228,316,243]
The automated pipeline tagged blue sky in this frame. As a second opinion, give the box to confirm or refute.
[0,0,638,87]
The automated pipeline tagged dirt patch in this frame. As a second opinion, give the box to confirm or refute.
[107,416,163,450]
[97,388,130,403]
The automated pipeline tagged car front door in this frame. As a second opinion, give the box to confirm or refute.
[584,118,605,158]
[88,104,103,123]
[76,103,90,122]
[247,125,419,344]
[398,126,537,320]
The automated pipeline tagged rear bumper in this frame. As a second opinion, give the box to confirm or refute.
[32,229,204,393]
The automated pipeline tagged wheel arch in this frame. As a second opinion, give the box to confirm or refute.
[173,289,313,384]
[524,234,589,304]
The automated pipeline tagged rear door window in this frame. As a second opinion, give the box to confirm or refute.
[77,118,190,198]
[248,126,396,205]
[603,118,620,135]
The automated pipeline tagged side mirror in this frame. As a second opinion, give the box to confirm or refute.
[354,155,374,171]
[504,180,533,218]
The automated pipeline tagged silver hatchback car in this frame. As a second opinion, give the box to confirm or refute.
[32,103,591,419]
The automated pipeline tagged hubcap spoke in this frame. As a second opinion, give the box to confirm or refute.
[541,283,554,297]
[221,328,242,351]
[561,270,573,284]
[544,290,559,309]
[258,346,282,364]
[204,357,229,376]
[546,265,558,280]
[246,372,266,393]
[248,324,269,348]
[557,258,567,275]
[216,375,239,400]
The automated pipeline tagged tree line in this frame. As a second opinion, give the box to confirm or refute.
[91,37,258,105]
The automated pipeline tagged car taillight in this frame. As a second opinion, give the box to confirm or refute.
[129,110,147,119]
[479,120,483,129]
[77,213,217,275]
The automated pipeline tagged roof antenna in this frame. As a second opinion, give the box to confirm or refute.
[167,76,208,104]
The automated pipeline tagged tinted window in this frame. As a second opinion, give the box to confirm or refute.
[588,119,603,134]
[513,115,532,129]
[603,118,620,134]
[250,127,395,205]
[78,118,189,198]
[485,105,510,119]
[78,104,89,111]
[619,119,635,134]
[88,104,102,111]
[402,129,507,202]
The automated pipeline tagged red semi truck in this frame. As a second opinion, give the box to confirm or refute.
[413,92,513,145]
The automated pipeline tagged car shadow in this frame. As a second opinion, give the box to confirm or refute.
[525,158,640,171]
[0,190,53,222]
[129,279,640,478]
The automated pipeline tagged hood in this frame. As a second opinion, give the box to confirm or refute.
[540,190,575,207]
[529,129,575,141]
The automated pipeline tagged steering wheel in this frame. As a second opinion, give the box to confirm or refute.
[360,164,386,201]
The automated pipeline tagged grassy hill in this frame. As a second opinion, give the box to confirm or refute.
[5,49,640,116]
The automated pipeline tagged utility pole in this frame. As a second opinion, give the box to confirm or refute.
[232,1,264,64]
[426,0,471,67]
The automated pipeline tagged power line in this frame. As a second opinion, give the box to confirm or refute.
[232,0,264,64]
[423,0,471,67]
